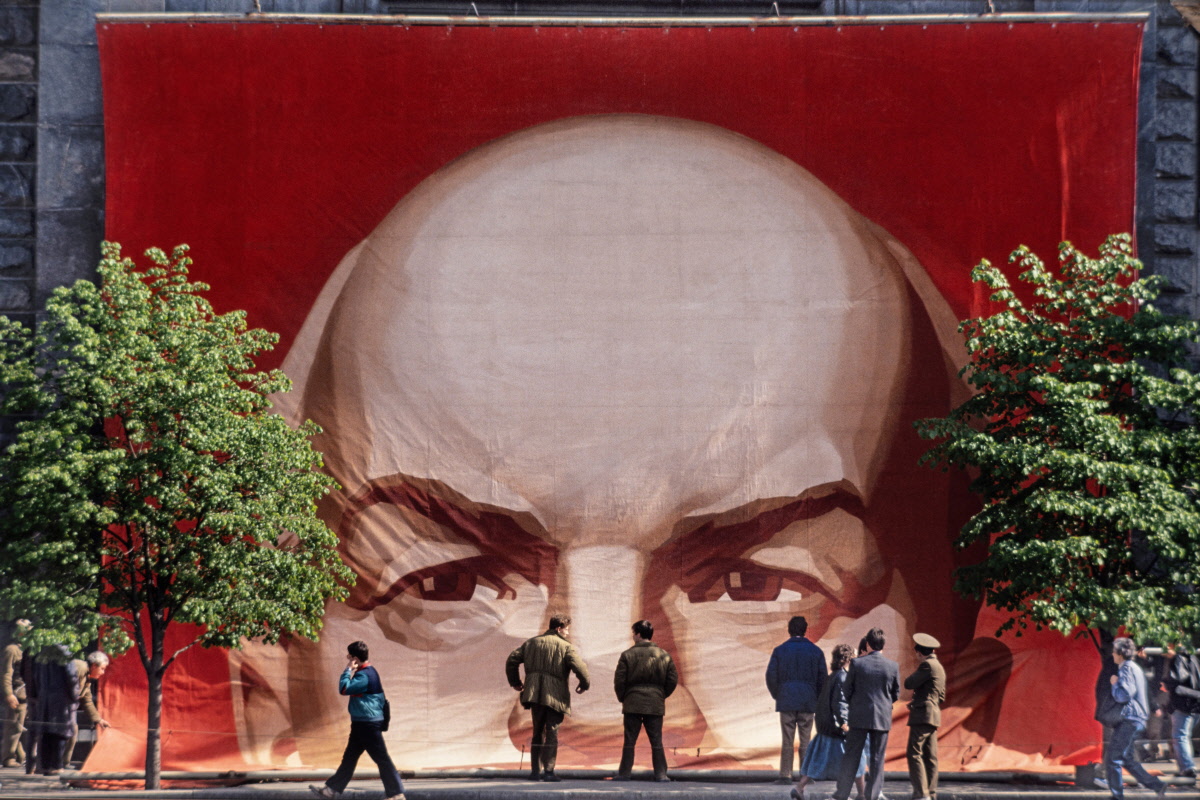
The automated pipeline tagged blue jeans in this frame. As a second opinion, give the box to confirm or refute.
[1106,719,1164,799]
[1172,710,1197,773]
[326,719,404,797]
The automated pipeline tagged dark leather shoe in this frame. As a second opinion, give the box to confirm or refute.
[543,772,563,782]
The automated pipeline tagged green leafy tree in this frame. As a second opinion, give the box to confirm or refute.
[0,242,351,788]
[917,234,1200,658]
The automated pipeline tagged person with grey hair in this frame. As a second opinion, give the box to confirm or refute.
[1106,637,1169,799]
[64,652,110,767]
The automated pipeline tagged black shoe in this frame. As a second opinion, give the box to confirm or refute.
[1181,769,1196,779]
[543,772,562,782]
[653,775,671,782]
[528,773,541,782]
[776,777,795,785]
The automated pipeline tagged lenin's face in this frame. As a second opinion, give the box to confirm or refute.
[252,115,940,767]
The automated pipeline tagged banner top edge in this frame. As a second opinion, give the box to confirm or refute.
[94,10,1150,27]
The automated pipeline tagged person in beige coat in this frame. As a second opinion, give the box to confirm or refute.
[506,614,590,782]
[614,620,678,782]
[904,633,946,800]
[2,620,31,769]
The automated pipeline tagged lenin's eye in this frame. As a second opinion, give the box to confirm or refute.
[689,559,810,603]
[722,569,783,602]
[398,555,517,602]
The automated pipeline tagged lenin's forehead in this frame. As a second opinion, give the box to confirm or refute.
[313,115,912,528]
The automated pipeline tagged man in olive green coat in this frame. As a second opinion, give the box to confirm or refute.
[614,620,678,781]
[506,614,590,782]
[904,633,946,800]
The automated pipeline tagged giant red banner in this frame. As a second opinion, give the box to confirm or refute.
[96,17,1142,775]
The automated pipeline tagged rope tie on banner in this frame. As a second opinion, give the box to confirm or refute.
[88,724,1184,757]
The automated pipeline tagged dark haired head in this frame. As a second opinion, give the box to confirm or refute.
[347,641,369,662]
[831,643,855,671]
[865,628,886,652]
[632,620,654,640]
[858,636,870,656]
[549,614,571,631]
[788,616,808,637]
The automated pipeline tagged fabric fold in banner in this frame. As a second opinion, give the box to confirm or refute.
[96,17,1141,774]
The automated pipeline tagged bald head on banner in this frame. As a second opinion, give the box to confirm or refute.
[236,114,966,768]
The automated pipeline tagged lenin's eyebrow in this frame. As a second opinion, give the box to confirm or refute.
[338,475,558,605]
[644,489,867,604]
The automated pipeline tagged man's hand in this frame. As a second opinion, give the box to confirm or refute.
[96,719,110,729]
[4,695,17,710]
[346,655,360,672]
[575,685,587,694]
[511,682,523,692]
[1110,675,1118,686]
[841,723,849,733]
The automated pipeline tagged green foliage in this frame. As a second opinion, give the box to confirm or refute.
[0,242,351,667]
[917,234,1200,647]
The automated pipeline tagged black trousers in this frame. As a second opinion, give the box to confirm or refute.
[619,712,668,778]
[529,704,565,775]
[326,720,404,797]
[836,727,889,800]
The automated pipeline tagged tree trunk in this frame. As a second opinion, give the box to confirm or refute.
[144,623,165,790]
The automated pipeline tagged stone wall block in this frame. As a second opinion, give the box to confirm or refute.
[0,278,30,310]
[0,165,31,206]
[1154,291,1195,318]
[0,84,34,122]
[264,0,343,11]
[1160,2,1189,25]
[39,45,100,125]
[0,209,31,237]
[0,242,30,274]
[1159,68,1197,101]
[35,209,102,306]
[1156,182,1196,223]
[1152,255,1197,294]
[38,125,102,209]
[0,126,33,160]
[0,50,34,81]
[1154,224,1196,256]
[40,0,98,47]
[1157,100,1198,141]
[164,0,208,12]
[0,7,35,47]
[1156,142,1196,178]
[1158,26,1199,67]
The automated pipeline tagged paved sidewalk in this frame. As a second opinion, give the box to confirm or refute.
[0,769,1197,800]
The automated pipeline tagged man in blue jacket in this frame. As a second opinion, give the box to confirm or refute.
[311,642,404,800]
[767,616,828,783]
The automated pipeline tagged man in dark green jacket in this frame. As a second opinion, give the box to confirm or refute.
[613,620,678,781]
[506,614,590,782]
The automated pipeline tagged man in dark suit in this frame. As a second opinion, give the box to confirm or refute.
[833,627,899,800]
[904,633,946,800]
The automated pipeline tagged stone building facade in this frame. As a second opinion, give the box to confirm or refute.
[1,0,1196,443]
